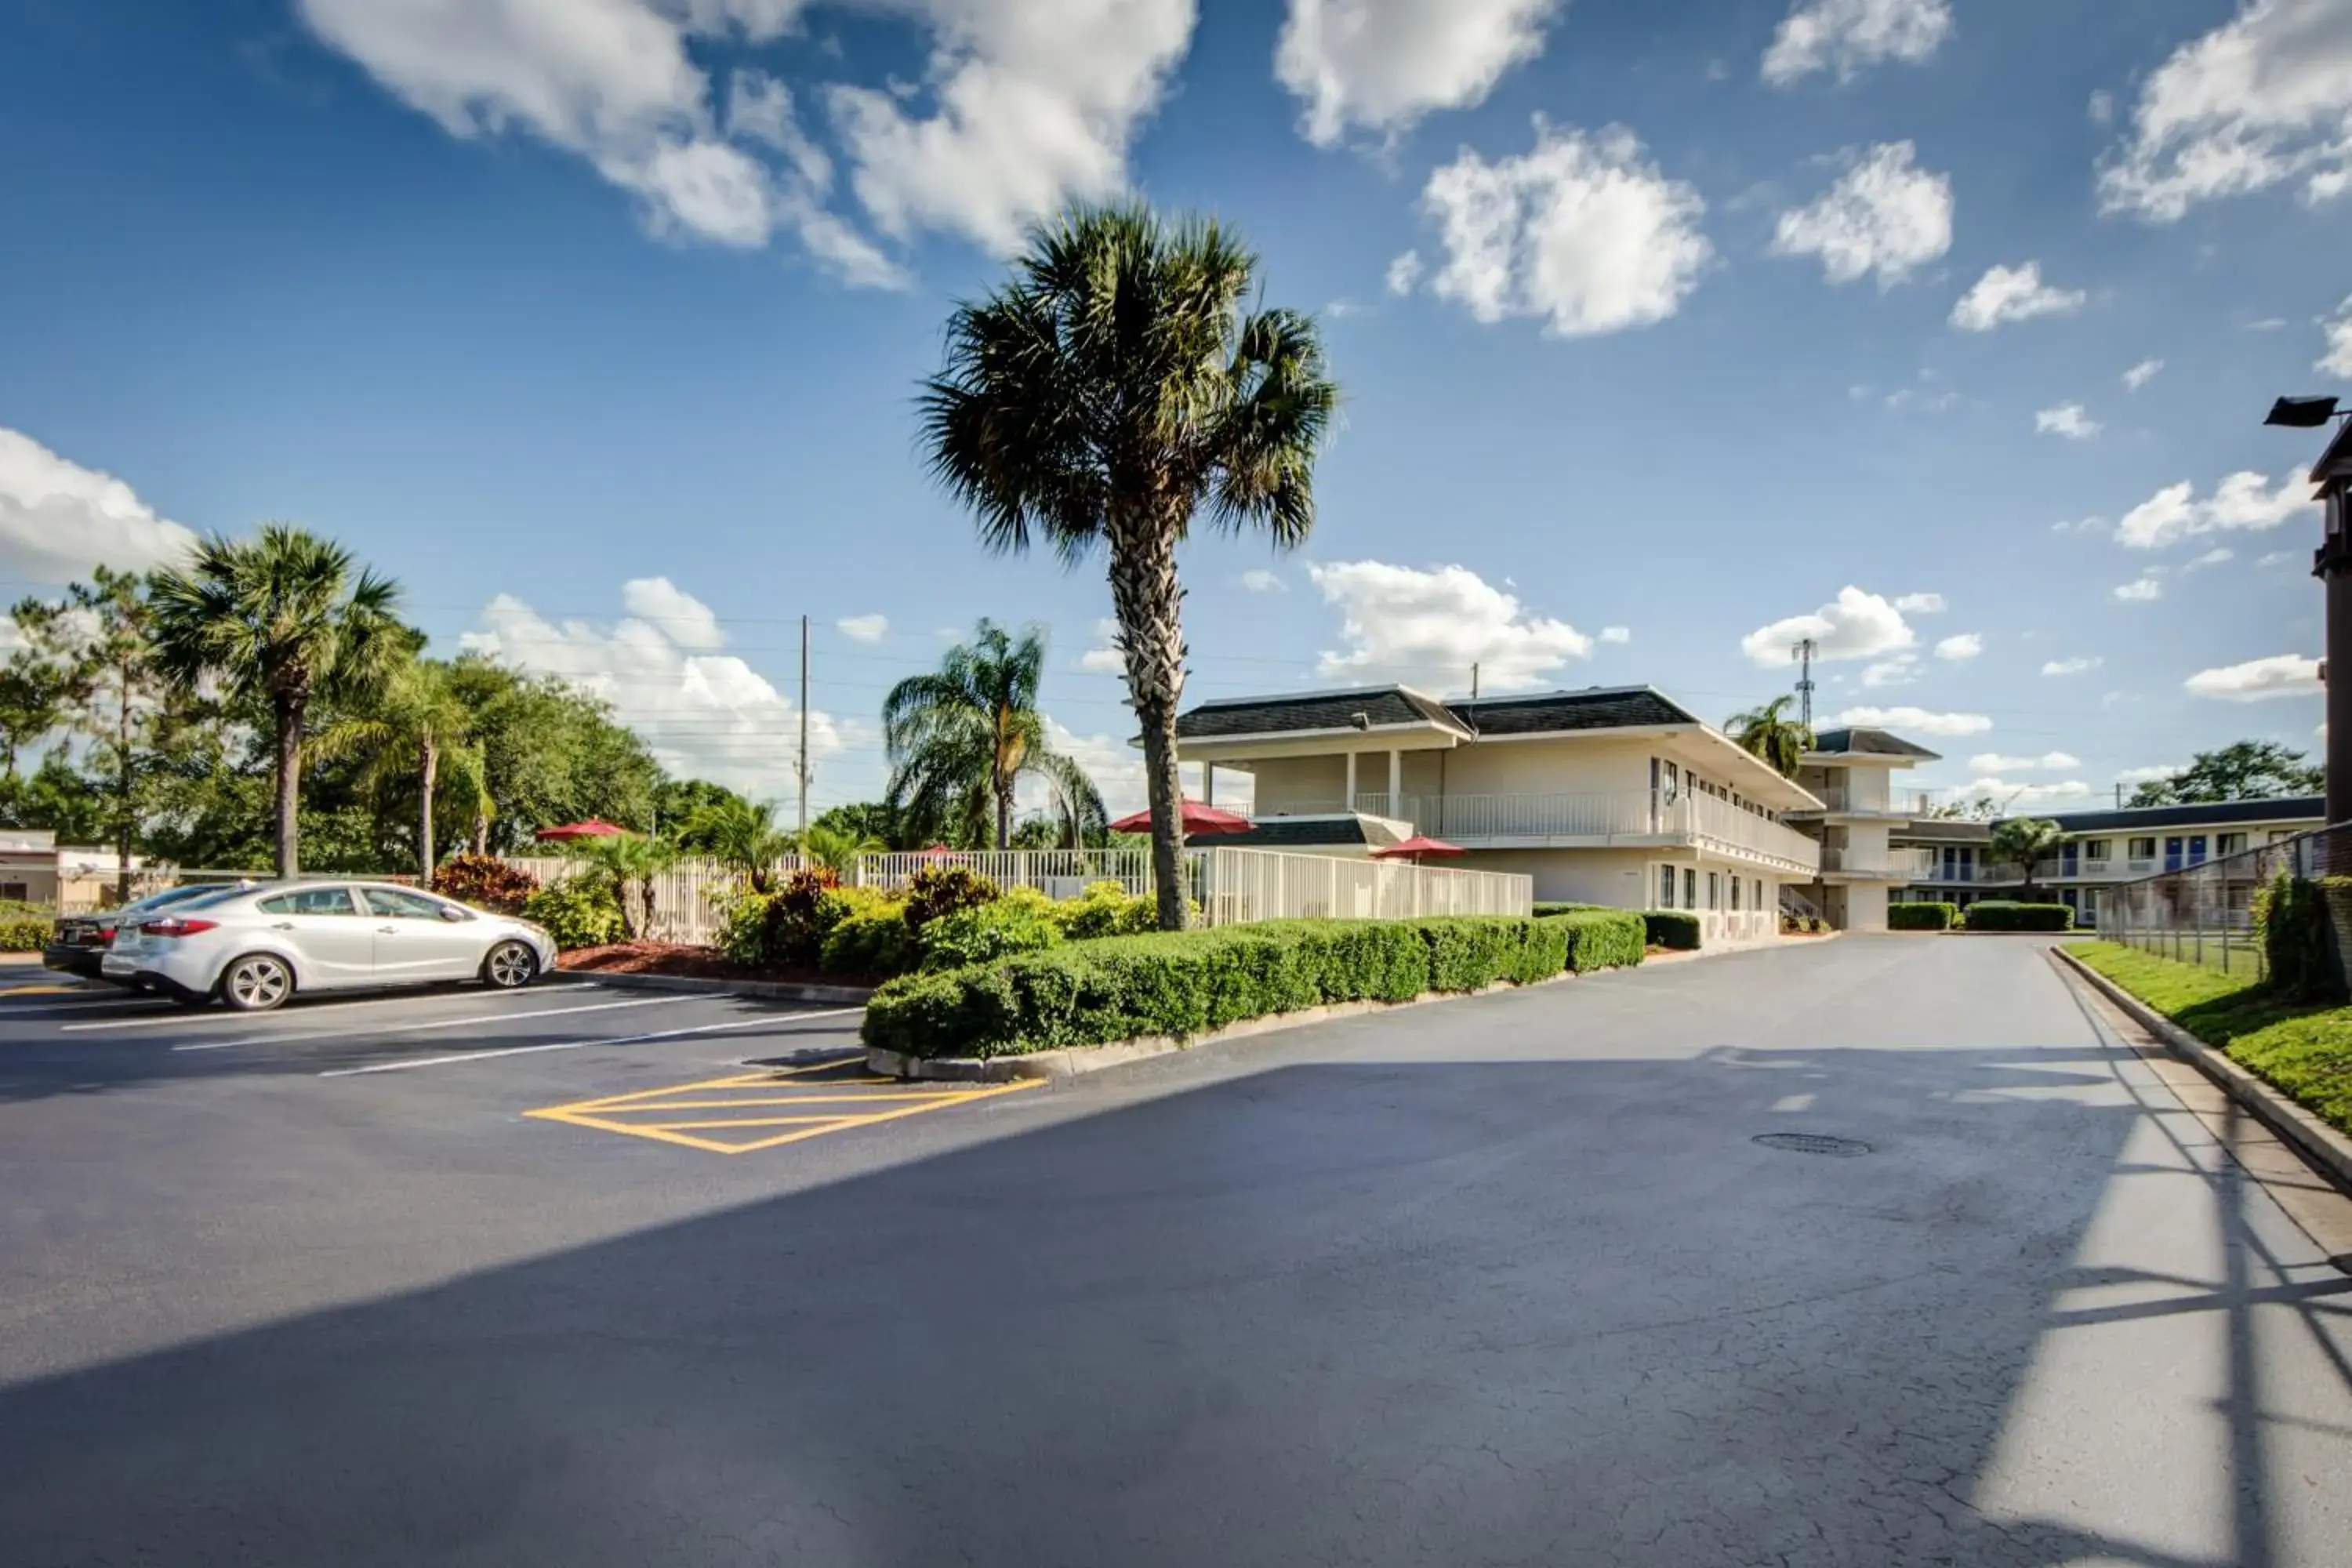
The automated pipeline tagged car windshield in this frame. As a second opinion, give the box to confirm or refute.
[106,885,217,918]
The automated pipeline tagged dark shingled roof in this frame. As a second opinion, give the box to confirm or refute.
[2042,796,2324,833]
[1808,727,1941,760]
[1450,687,1697,735]
[1175,686,1466,741]
[1892,819,1993,844]
[1204,817,1371,848]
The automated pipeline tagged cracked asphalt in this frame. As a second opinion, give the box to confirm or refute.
[2,935,2349,1566]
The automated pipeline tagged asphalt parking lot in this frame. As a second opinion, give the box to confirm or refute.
[4,940,2350,1566]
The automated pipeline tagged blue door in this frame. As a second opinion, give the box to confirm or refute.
[2165,837,2183,872]
[2061,843,2078,877]
[2188,835,2208,866]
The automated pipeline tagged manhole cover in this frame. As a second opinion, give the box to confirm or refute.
[1753,1132,1872,1157]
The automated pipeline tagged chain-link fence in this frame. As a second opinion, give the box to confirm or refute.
[2101,823,2352,981]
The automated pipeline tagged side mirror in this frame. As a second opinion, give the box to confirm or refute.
[440,906,472,922]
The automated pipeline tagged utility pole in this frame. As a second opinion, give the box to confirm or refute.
[797,614,811,836]
[1791,637,1818,730]
[1470,662,1480,701]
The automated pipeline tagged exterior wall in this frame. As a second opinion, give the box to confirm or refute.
[1450,846,1781,948]
[0,853,60,906]
[1842,880,1889,932]
[1454,848,1653,906]
[1248,755,1350,815]
[1437,735,1655,797]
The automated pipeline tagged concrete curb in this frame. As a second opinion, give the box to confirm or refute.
[2049,946,2352,1197]
[558,969,874,1007]
[865,965,1632,1083]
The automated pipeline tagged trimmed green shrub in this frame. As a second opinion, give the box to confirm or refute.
[920,898,1065,970]
[430,854,539,914]
[864,915,1591,1061]
[1547,908,1646,971]
[1963,901,2074,933]
[902,864,999,930]
[754,870,854,967]
[818,905,919,978]
[1642,909,1702,950]
[1533,901,1612,917]
[1054,880,1160,938]
[0,916,49,953]
[2253,873,2350,1004]
[1889,902,1957,932]
[521,877,625,950]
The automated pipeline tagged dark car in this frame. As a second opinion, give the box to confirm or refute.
[45,884,251,982]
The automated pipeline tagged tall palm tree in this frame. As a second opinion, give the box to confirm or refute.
[919,203,1338,927]
[1990,816,2066,897]
[882,619,1107,851]
[797,821,884,880]
[689,796,797,893]
[313,657,488,879]
[150,525,405,878]
[1726,695,1813,779]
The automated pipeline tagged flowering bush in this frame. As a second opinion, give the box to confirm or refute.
[430,855,539,915]
[902,864,1000,930]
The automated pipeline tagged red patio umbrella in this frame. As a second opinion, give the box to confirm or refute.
[1371,835,1467,865]
[1106,800,1253,837]
[535,818,630,843]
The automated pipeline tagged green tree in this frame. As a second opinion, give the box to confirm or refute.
[450,658,662,855]
[920,203,1337,927]
[688,796,797,892]
[584,831,673,942]
[2127,741,2324,806]
[1726,695,1813,780]
[312,657,491,879]
[812,800,903,850]
[797,819,884,878]
[883,619,1105,852]
[1991,817,2066,896]
[655,779,748,844]
[150,526,406,879]
[0,631,67,780]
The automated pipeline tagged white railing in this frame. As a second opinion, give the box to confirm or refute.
[1682,793,1821,874]
[1821,847,1915,876]
[1285,789,1820,873]
[1198,847,1531,926]
[852,848,1205,901]
[1792,786,1907,815]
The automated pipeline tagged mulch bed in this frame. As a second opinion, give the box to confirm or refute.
[554,941,851,987]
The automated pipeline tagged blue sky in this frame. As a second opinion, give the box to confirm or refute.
[6,0,2351,816]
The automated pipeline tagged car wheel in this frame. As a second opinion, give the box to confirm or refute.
[217,953,293,1012]
[482,940,539,990]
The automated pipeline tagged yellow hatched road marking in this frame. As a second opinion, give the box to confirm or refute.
[524,1060,1038,1154]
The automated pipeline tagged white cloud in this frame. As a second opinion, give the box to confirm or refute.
[1598,624,1632,644]
[2051,514,2107,536]
[1740,586,1916,667]
[1762,0,1952,87]
[1385,249,1424,295]
[1308,560,1590,691]
[2034,402,2101,441]
[1077,617,1126,674]
[2321,295,2352,376]
[2113,575,2164,602]
[2122,357,2165,390]
[2184,652,2322,702]
[1962,776,2094,805]
[619,575,726,649]
[1835,704,1992,737]
[837,612,890,643]
[2184,546,2236,572]
[2259,550,2298,566]
[1950,261,2086,332]
[1417,119,1713,337]
[2114,470,2315,547]
[2040,655,2103,676]
[2100,0,2352,222]
[0,426,198,585]
[1862,654,1918,688]
[1770,141,1953,289]
[1968,751,2081,772]
[2117,763,2185,786]
[1933,633,1982,661]
[2089,89,2116,126]
[824,0,1195,255]
[1893,591,1945,613]
[459,583,843,793]
[1240,568,1287,593]
[1276,0,1563,147]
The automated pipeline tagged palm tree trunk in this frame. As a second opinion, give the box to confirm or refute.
[994,775,1014,852]
[472,813,489,858]
[114,677,135,905]
[418,735,438,883]
[1109,516,1189,931]
[273,697,303,880]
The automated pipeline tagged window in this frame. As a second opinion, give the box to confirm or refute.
[1755,878,1764,913]
[362,887,459,920]
[1708,872,1721,911]
[1730,876,1741,911]
[1663,762,1680,804]
[2084,840,2111,862]
[257,887,360,916]
[1657,864,1675,908]
[1683,867,1697,909]
[2129,837,2156,860]
[2217,832,2247,856]
[0,880,26,902]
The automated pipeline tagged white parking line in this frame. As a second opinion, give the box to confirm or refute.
[317,1007,866,1077]
[62,983,602,1033]
[172,993,692,1051]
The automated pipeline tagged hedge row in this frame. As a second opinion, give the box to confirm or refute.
[1546,908,1648,970]
[0,916,48,953]
[1889,902,1957,932]
[1962,901,2074,932]
[863,914,1628,1061]
[1642,910,1701,950]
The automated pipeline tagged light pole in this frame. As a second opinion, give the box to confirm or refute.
[2267,395,2352,825]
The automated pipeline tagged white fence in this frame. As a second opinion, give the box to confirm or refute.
[495,846,1530,942]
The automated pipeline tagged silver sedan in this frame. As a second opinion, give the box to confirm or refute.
[101,880,560,1011]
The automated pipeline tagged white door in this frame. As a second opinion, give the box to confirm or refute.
[252,885,376,989]
[362,887,488,982]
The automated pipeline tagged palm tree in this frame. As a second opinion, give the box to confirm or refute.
[797,821,884,880]
[689,797,797,893]
[1727,695,1813,779]
[920,204,1337,927]
[882,619,1108,852]
[313,658,488,879]
[586,831,674,941]
[1991,816,2066,897]
[150,526,406,878]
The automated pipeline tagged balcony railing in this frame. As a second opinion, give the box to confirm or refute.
[1907,855,2162,885]
[1791,786,1910,815]
[1276,791,1821,875]
[1820,847,1915,877]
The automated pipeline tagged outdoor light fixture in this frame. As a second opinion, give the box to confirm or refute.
[2264,394,2342,428]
